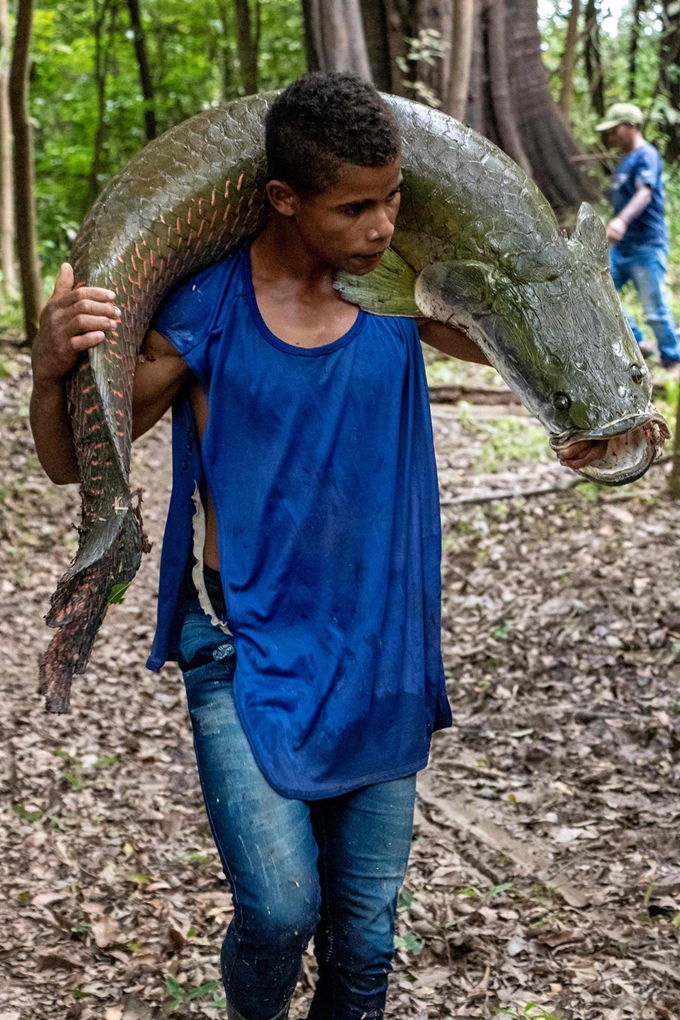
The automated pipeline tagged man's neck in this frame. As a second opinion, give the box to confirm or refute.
[250,213,333,292]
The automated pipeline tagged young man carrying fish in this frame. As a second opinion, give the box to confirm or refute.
[31,74,601,1020]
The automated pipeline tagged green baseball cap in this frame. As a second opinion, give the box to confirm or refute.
[595,102,644,131]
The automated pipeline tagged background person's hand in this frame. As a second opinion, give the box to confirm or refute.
[606,216,627,243]
[31,263,121,384]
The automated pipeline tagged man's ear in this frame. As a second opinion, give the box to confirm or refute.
[265,179,298,217]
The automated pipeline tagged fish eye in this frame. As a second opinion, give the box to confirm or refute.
[553,392,571,412]
[630,364,645,385]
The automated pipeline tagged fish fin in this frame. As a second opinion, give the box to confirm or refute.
[333,247,420,316]
[570,202,608,269]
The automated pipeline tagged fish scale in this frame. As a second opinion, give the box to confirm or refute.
[39,92,666,713]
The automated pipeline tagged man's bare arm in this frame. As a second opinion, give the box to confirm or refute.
[606,184,651,243]
[31,264,188,484]
[418,319,489,365]
[132,329,189,440]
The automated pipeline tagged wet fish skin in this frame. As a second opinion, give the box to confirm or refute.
[39,93,665,712]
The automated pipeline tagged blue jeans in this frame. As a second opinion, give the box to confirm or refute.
[610,243,680,366]
[177,575,416,1020]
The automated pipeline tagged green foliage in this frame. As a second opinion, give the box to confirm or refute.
[108,581,131,605]
[394,931,424,955]
[473,417,550,473]
[497,1007,561,1020]
[164,974,223,1010]
[30,0,306,273]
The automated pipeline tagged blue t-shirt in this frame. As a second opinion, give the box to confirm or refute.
[611,141,667,253]
[147,246,452,799]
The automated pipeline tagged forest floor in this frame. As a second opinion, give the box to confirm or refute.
[1,344,680,1020]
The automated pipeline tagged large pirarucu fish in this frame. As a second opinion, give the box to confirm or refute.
[39,92,668,713]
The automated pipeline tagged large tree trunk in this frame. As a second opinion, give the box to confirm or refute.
[305,0,373,77]
[9,0,40,344]
[126,0,156,141]
[0,0,16,299]
[657,0,680,162]
[509,0,594,210]
[558,0,580,118]
[234,0,259,95]
[310,0,593,212]
[214,0,236,101]
[85,0,116,215]
[446,0,475,119]
[628,0,645,100]
[359,0,415,92]
[583,0,605,118]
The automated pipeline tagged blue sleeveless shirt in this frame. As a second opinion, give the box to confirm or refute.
[148,246,451,799]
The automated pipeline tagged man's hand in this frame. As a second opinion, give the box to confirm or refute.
[557,438,608,471]
[31,262,121,383]
[606,216,627,244]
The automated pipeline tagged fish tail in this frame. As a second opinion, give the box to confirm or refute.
[40,499,146,713]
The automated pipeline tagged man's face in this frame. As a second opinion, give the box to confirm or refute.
[606,122,637,152]
[284,160,403,275]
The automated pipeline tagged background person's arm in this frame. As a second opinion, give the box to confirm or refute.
[606,184,652,243]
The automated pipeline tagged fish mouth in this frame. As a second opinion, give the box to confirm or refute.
[552,412,670,486]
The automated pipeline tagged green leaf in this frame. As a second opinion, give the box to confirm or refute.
[394,932,424,955]
[12,803,42,822]
[186,981,221,1001]
[397,889,415,911]
[108,582,131,605]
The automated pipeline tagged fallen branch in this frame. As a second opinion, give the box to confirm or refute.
[428,380,670,407]
[417,777,590,908]
[441,455,673,507]
[441,476,583,506]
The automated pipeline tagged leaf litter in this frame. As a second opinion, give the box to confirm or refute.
[1,348,680,1019]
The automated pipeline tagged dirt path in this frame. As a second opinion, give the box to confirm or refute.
[1,350,680,1020]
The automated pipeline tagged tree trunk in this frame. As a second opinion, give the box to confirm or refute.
[234,0,259,94]
[305,0,373,78]
[508,0,595,210]
[214,0,236,100]
[9,0,40,344]
[583,0,605,118]
[126,0,156,141]
[0,0,16,299]
[558,0,580,118]
[628,0,644,100]
[414,0,451,104]
[85,0,116,215]
[656,0,680,162]
[486,0,532,173]
[446,0,475,119]
[305,0,593,213]
[359,0,415,92]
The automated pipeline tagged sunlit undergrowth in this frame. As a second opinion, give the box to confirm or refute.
[456,405,551,472]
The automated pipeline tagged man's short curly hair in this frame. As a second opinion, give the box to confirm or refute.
[265,73,401,198]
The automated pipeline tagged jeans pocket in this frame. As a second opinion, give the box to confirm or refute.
[178,608,237,674]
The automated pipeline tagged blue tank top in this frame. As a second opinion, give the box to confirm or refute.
[148,246,451,799]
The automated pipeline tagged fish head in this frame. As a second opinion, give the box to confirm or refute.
[415,203,669,485]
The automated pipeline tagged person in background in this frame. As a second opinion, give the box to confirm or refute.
[596,101,680,374]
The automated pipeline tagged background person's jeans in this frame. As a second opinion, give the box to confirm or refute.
[610,243,680,366]
[178,591,416,1020]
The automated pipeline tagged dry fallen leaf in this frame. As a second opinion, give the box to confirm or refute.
[91,913,120,949]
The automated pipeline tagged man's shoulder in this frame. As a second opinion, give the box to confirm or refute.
[172,248,246,301]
